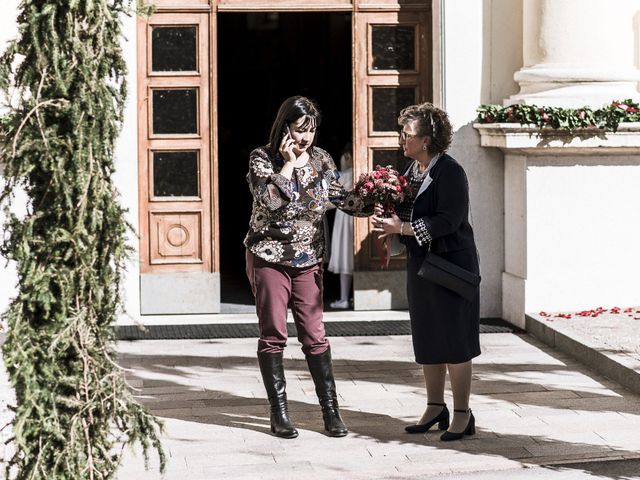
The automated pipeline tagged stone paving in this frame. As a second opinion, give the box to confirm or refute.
[531,306,640,361]
[109,332,640,479]
[527,310,640,396]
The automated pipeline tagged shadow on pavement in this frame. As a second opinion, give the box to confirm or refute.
[117,337,640,480]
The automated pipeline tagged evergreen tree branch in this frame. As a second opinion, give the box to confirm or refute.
[0,1,165,478]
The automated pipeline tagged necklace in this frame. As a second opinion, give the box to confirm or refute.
[411,162,428,180]
[412,154,441,179]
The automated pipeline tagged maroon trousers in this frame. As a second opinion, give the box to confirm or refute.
[245,251,329,355]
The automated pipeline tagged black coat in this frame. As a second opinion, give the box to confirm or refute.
[401,153,481,365]
[402,153,476,258]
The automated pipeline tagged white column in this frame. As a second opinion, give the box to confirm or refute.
[502,154,527,328]
[0,0,21,315]
[509,0,640,107]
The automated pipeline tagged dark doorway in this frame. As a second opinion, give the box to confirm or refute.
[217,12,352,312]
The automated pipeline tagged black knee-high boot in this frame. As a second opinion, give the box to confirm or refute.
[258,352,298,439]
[306,348,348,437]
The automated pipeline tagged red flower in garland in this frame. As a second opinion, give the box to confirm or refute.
[612,101,638,113]
[506,107,515,122]
[541,111,550,122]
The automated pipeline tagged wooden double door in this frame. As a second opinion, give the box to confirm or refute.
[137,0,432,314]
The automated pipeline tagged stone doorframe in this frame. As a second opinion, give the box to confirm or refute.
[137,0,440,314]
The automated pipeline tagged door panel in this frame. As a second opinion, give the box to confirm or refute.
[138,9,220,314]
[138,12,212,275]
[353,9,431,271]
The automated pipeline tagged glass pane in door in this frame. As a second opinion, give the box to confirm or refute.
[151,26,198,72]
[152,88,198,134]
[371,25,415,70]
[372,148,411,174]
[153,151,200,197]
[372,86,416,132]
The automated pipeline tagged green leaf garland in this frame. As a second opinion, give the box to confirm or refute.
[476,99,640,132]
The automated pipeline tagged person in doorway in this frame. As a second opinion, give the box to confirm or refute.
[244,96,371,439]
[372,102,481,441]
[328,141,354,309]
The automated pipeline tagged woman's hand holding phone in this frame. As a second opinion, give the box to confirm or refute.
[278,126,305,180]
[279,126,297,163]
[279,125,307,168]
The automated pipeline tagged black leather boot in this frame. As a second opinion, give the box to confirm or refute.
[306,348,348,437]
[257,352,298,439]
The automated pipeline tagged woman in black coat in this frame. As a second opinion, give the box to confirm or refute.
[373,103,480,441]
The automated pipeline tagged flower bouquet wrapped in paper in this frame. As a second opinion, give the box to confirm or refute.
[355,165,411,268]
[354,165,410,216]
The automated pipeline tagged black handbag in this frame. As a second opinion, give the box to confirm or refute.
[418,251,481,301]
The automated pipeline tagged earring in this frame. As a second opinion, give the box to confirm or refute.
[422,145,428,151]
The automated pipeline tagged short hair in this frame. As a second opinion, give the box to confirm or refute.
[398,103,453,155]
[268,96,322,156]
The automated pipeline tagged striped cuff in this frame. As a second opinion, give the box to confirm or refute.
[411,218,432,246]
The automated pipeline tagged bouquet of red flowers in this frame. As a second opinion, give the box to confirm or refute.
[355,165,411,269]
[355,165,410,216]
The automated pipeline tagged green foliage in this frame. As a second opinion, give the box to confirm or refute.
[476,99,640,132]
[0,1,164,478]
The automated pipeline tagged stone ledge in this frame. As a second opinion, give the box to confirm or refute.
[526,313,640,395]
[140,272,220,315]
[474,122,640,154]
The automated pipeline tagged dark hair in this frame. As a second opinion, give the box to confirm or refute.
[268,96,322,155]
[398,102,453,155]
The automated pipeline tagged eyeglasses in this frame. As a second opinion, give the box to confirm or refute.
[400,131,421,141]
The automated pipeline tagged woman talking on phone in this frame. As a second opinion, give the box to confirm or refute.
[244,96,371,439]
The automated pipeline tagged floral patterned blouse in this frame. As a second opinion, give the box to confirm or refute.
[244,145,371,268]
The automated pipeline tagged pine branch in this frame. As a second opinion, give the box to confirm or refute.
[0,1,165,478]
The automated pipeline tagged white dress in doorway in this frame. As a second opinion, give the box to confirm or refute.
[328,167,353,275]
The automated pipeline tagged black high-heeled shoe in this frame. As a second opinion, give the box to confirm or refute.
[404,402,450,433]
[440,408,475,441]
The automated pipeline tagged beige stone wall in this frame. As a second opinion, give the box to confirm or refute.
[443,0,523,318]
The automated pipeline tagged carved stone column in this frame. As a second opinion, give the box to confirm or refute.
[509,0,640,107]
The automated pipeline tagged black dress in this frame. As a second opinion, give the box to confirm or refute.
[398,154,481,365]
